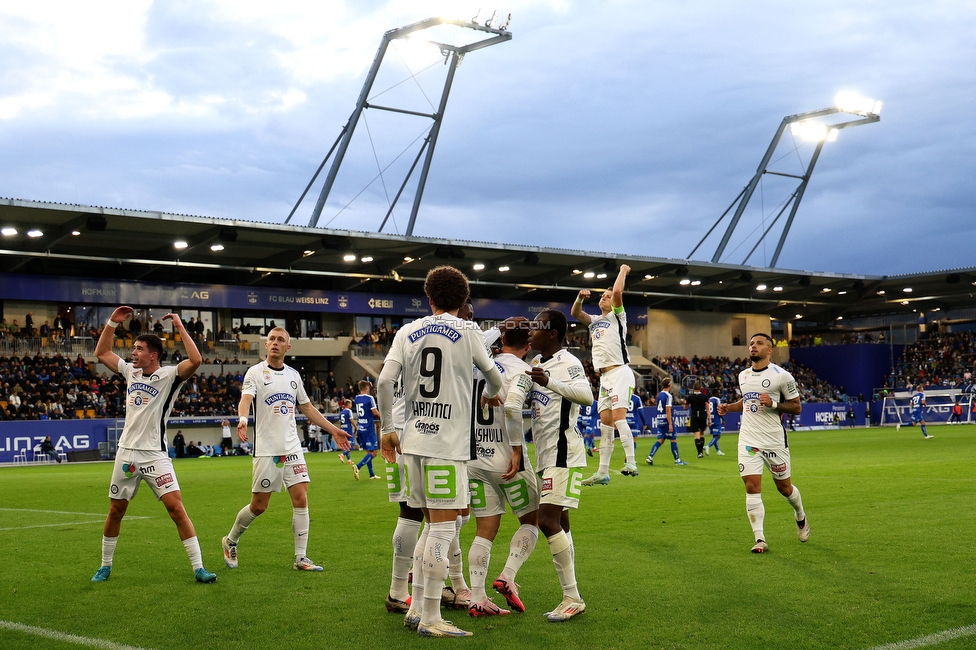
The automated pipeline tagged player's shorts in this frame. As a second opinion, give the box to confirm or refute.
[387,445,408,503]
[656,424,676,440]
[109,449,180,501]
[689,416,707,433]
[738,444,791,480]
[538,467,584,510]
[469,466,540,518]
[403,454,469,510]
[598,365,635,413]
[251,451,309,493]
[709,423,723,436]
[910,410,924,424]
[359,429,378,452]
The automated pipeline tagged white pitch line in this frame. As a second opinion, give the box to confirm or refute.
[0,507,149,519]
[867,624,976,650]
[0,520,107,531]
[0,620,154,650]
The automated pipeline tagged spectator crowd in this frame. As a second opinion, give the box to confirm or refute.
[885,330,976,391]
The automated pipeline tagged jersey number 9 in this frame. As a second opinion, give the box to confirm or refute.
[419,347,442,399]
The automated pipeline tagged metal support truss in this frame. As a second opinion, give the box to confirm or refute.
[286,16,512,234]
[690,103,880,267]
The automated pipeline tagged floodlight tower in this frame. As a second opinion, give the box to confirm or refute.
[285,15,512,235]
[689,92,882,267]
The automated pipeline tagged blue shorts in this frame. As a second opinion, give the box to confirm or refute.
[656,425,676,441]
[910,411,923,424]
[358,430,378,451]
[709,425,723,436]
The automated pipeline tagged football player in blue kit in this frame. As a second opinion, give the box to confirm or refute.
[897,384,932,439]
[645,378,687,466]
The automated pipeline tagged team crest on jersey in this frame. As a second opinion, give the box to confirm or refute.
[762,379,771,388]
[290,381,298,389]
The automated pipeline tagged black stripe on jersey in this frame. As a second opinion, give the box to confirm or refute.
[783,425,789,449]
[614,312,629,364]
[556,398,572,467]
[469,379,478,461]
[159,375,185,452]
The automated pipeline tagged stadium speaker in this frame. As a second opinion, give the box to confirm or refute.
[946,274,960,284]
[86,215,107,231]
[739,271,753,282]
[219,228,238,243]
[524,253,539,265]
[675,266,689,277]
[798,277,811,287]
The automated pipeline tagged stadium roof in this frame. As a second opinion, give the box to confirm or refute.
[1,197,973,325]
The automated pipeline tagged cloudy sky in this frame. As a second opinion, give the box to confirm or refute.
[1,0,974,276]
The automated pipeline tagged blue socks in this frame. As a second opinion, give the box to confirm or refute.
[670,441,680,461]
[357,455,375,476]
[649,440,662,457]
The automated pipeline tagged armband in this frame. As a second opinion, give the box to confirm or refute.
[770,400,778,411]
[239,417,248,426]
[105,319,119,328]
[612,305,624,315]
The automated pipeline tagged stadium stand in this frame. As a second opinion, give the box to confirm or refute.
[884,330,976,391]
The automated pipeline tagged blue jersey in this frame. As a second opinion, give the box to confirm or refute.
[655,390,673,429]
[910,391,925,421]
[626,393,645,430]
[339,408,355,435]
[353,394,378,435]
[708,396,722,433]
[578,401,598,433]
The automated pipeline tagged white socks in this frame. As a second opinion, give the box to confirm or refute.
[785,485,806,522]
[501,524,539,581]
[546,530,580,600]
[422,521,455,626]
[468,536,493,601]
[228,505,258,544]
[449,515,469,591]
[410,524,430,614]
[101,535,118,567]
[746,493,765,542]
[597,423,614,474]
[391,517,421,601]
[614,419,635,464]
[182,536,203,571]
[293,507,309,559]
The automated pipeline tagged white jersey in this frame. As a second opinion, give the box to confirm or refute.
[386,313,500,461]
[241,360,310,457]
[512,350,589,470]
[470,353,533,474]
[589,308,629,369]
[116,360,185,452]
[737,362,799,448]
[391,374,405,432]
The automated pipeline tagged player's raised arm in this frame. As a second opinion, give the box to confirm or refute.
[299,401,350,450]
[611,264,630,309]
[95,306,133,372]
[571,290,593,327]
[164,313,202,380]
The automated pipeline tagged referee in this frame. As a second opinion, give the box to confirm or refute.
[686,382,709,458]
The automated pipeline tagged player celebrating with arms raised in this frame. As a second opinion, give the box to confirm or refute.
[221,327,350,572]
[574,264,638,485]
[718,333,810,553]
[91,306,217,584]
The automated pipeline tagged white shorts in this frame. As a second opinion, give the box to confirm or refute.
[387,451,408,503]
[109,449,180,501]
[251,451,309,493]
[598,365,635,413]
[538,467,584,510]
[403,454,469,510]
[469,467,540,518]
[738,444,791,480]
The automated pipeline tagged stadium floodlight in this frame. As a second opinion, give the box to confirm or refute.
[473,263,485,271]
[903,287,912,293]
[210,243,224,252]
[71,230,81,236]
[690,94,881,267]
[361,256,374,263]
[756,284,767,291]
[584,272,595,279]
[773,286,783,292]
[1,227,17,236]
[343,254,357,262]
[679,278,691,286]
[498,266,510,272]
[174,240,188,250]
[27,229,43,237]
[286,16,512,235]
[644,274,655,280]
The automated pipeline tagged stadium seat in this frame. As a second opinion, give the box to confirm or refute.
[85,409,95,418]
[75,409,85,419]
[12,451,27,466]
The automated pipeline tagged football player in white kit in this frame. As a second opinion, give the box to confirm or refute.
[718,333,810,553]
[467,317,541,617]
[91,306,217,584]
[506,310,593,622]
[573,264,639,485]
[221,327,351,571]
[377,266,503,638]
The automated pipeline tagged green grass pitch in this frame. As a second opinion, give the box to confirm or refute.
[1,425,974,650]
